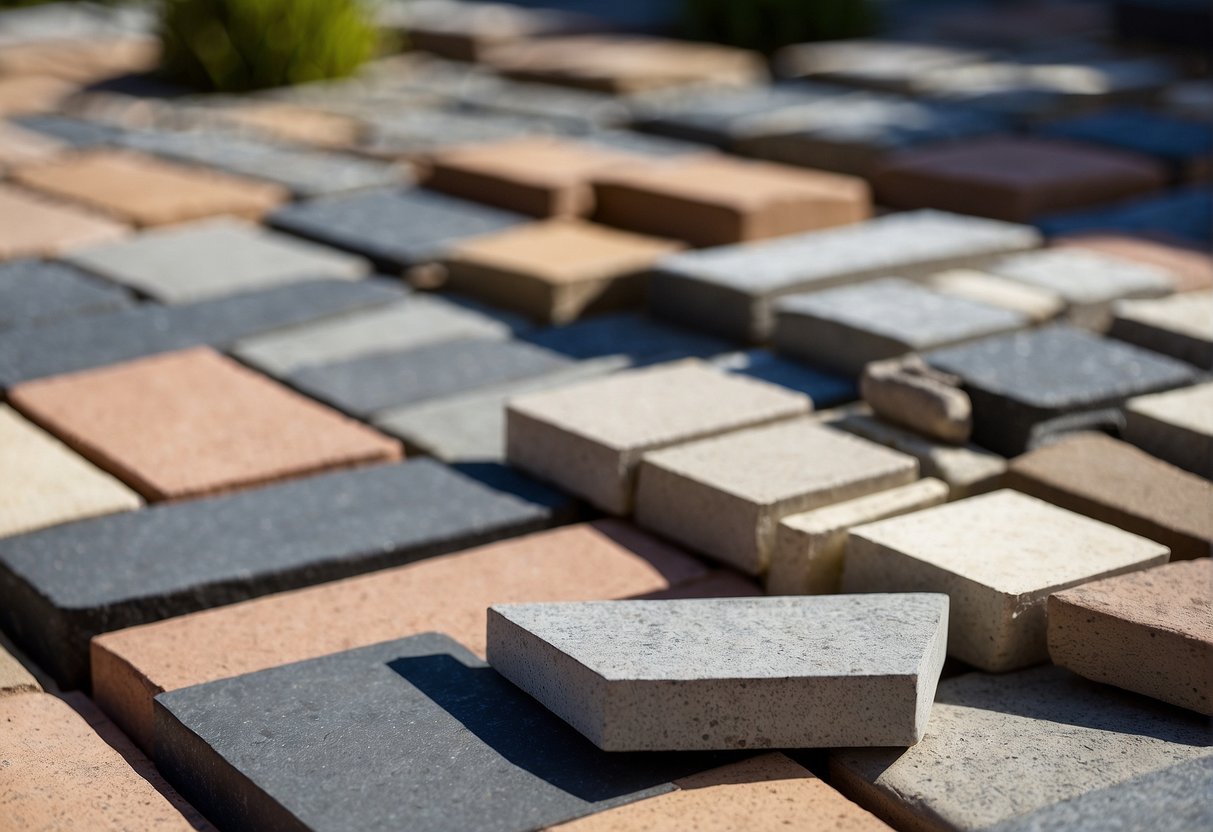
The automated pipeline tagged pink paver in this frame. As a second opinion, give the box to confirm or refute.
[0,182,129,261]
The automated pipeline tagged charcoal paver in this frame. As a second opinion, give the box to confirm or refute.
[1124,381,1213,479]
[0,182,129,262]
[0,258,133,330]
[520,312,733,367]
[1111,290,1212,369]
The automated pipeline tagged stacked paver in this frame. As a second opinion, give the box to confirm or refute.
[1,1,1210,830]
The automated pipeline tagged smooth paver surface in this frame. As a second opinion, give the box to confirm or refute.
[0,258,132,330]
[1124,382,1213,479]
[927,268,1065,323]
[0,182,129,261]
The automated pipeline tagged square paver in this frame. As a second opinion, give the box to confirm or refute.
[9,347,402,501]
[1124,381,1213,479]
[487,594,949,750]
[773,277,1029,376]
[507,359,811,514]
[593,155,871,247]
[635,418,918,574]
[0,258,132,331]
[443,220,683,323]
[843,489,1170,671]
[9,113,127,148]
[1049,560,1212,714]
[0,182,129,261]
[209,102,364,148]
[1111,290,1212,369]
[12,149,288,227]
[65,217,371,303]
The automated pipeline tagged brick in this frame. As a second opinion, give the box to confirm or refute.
[0,277,405,388]
[65,217,370,303]
[1110,290,1212,368]
[593,155,870,247]
[1049,560,1211,714]
[1007,432,1212,560]
[1037,185,1210,246]
[774,40,988,92]
[0,258,132,330]
[507,360,810,514]
[267,187,530,272]
[1,642,40,698]
[843,490,1170,671]
[387,0,598,62]
[550,752,893,832]
[92,519,706,751]
[860,356,972,444]
[831,667,1213,832]
[487,594,948,750]
[0,74,74,116]
[1124,382,1213,479]
[1055,234,1213,293]
[774,278,1028,376]
[0,121,67,170]
[769,478,949,595]
[873,137,1168,222]
[521,312,732,366]
[154,632,723,832]
[926,325,1197,456]
[649,209,1040,342]
[927,268,1065,323]
[0,458,572,689]
[711,349,856,409]
[443,220,683,323]
[636,419,917,574]
[1038,108,1212,181]
[0,182,128,261]
[0,36,157,83]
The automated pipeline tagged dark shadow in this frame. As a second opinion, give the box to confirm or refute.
[81,73,191,99]
[521,313,732,367]
[716,350,857,409]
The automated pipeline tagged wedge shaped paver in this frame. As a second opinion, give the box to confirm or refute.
[648,209,1040,342]
[487,594,949,751]
[0,458,572,689]
[831,667,1213,832]
[0,258,132,330]
[0,182,128,261]
[1049,560,1212,714]
[843,490,1170,672]
[507,359,811,514]
[635,418,918,574]
[1110,290,1212,369]
[64,217,370,303]
[1124,382,1213,479]
[154,633,725,832]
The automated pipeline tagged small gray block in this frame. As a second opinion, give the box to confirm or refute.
[1110,291,1213,369]
[1124,382,1213,479]
[0,259,132,331]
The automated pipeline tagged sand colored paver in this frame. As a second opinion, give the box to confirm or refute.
[1,643,40,698]
[507,359,811,514]
[843,490,1171,671]
[860,356,972,445]
[1007,433,1212,560]
[0,36,158,83]
[548,753,893,832]
[872,137,1168,222]
[0,182,128,261]
[0,121,67,170]
[1049,560,1213,714]
[443,219,683,323]
[92,520,707,752]
[214,103,364,149]
[927,268,1065,323]
[12,149,288,228]
[1055,234,1213,293]
[9,347,402,501]
[593,155,871,247]
[0,74,75,116]
[1124,381,1213,479]
[0,405,141,539]
[1110,290,1212,369]
[635,418,919,574]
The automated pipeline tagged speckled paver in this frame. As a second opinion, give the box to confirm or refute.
[154,632,723,832]
[1007,432,1212,560]
[1038,109,1213,180]
[926,325,1198,455]
[0,258,132,330]
[649,209,1040,342]
[774,278,1028,376]
[1111,290,1212,368]
[1054,234,1213,293]
[1049,560,1212,714]
[507,360,810,514]
[0,182,129,261]
[843,489,1170,671]
[487,594,949,750]
[93,520,706,751]
[1124,382,1213,479]
[831,666,1213,832]
[927,268,1065,323]
[635,418,918,573]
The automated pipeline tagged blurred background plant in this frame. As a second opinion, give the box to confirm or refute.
[682,0,879,53]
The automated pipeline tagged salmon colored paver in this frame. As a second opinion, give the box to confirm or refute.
[0,122,67,170]
[0,74,75,116]
[547,753,893,831]
[12,149,289,228]
[8,347,402,502]
[1054,234,1213,293]
[91,520,708,752]
[0,183,129,261]
[215,103,364,149]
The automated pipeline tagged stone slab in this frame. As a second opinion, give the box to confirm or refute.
[1038,108,1213,180]
[1110,291,1212,369]
[1039,185,1213,248]
[12,149,288,228]
[487,594,949,750]
[92,519,707,751]
[710,349,857,410]
[1124,382,1213,479]
[648,209,1040,343]
[774,277,1029,376]
[831,666,1213,832]
[0,258,132,330]
[927,268,1065,323]
[1007,432,1212,560]
[0,458,572,689]
[768,478,949,595]
[1049,560,1212,714]
[0,642,40,698]
[154,632,724,832]
[843,489,1170,671]
[267,187,531,272]
[635,418,918,574]
[1054,234,1213,293]
[0,182,129,262]
[520,312,733,368]
[506,359,811,514]
[926,325,1198,456]
[64,217,370,303]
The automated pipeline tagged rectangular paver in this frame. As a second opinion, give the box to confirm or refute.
[1111,290,1212,369]
[1124,381,1213,479]
[774,39,987,92]
[926,268,1065,323]
[0,258,132,330]
[0,182,129,261]
[1054,233,1212,294]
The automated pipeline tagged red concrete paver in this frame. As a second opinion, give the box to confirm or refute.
[1054,234,1213,293]
[0,183,129,261]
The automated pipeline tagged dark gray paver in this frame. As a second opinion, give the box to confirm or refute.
[267,188,531,272]
[521,313,733,367]
[154,632,725,832]
[0,259,133,331]
[457,78,633,132]
[710,349,857,409]
[0,278,405,388]
[0,459,574,689]
[1037,186,1212,246]
[926,325,1199,456]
